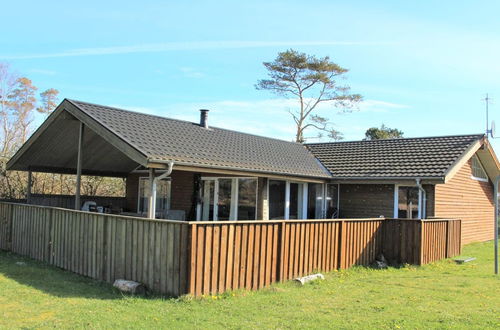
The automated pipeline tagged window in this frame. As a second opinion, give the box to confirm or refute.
[307,183,324,219]
[471,155,488,182]
[238,178,257,220]
[198,177,257,221]
[396,186,419,219]
[138,177,171,217]
[269,180,286,220]
[325,184,339,219]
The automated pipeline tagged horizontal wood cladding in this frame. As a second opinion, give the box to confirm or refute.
[435,157,494,244]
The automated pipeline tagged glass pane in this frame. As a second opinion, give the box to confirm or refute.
[138,178,170,216]
[139,178,149,214]
[398,187,419,219]
[238,178,257,220]
[156,180,170,214]
[269,180,286,220]
[201,180,215,221]
[325,184,338,218]
[307,183,324,219]
[289,183,303,219]
[217,179,232,220]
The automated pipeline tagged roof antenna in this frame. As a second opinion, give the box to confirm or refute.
[484,93,496,138]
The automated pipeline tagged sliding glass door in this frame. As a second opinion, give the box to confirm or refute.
[268,180,307,220]
[199,177,257,221]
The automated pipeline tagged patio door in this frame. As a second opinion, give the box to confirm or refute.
[199,177,257,221]
[200,178,232,221]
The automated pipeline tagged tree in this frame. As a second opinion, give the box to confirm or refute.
[9,77,37,144]
[37,88,59,117]
[364,124,404,140]
[256,49,362,143]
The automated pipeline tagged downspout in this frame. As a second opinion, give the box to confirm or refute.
[416,178,426,219]
[148,161,174,219]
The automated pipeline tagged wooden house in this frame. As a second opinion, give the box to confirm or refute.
[6,99,500,245]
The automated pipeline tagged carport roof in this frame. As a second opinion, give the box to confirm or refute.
[7,99,331,179]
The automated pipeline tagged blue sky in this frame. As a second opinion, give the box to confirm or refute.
[1,0,500,147]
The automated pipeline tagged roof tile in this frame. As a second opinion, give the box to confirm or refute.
[306,134,483,179]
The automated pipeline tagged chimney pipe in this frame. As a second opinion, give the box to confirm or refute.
[199,109,209,129]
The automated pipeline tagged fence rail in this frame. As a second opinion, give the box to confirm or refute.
[0,202,461,297]
[1,194,127,210]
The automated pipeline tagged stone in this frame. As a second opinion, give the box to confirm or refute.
[295,273,325,285]
[113,279,146,295]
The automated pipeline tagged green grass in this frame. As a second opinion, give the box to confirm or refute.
[1,242,499,329]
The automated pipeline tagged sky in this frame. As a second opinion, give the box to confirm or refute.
[1,0,500,148]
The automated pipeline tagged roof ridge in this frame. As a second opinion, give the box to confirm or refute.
[67,99,305,147]
[305,133,485,146]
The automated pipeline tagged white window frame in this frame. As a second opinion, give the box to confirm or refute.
[196,177,258,221]
[394,184,422,219]
[323,183,340,219]
[268,180,309,220]
[471,155,489,182]
[137,176,171,216]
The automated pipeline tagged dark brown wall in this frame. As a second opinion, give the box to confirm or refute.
[125,174,139,212]
[435,157,494,244]
[126,170,196,216]
[339,184,395,218]
[338,184,434,219]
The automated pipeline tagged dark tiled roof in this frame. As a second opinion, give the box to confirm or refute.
[68,100,331,178]
[306,134,484,179]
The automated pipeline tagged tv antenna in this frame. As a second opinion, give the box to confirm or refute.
[484,94,495,138]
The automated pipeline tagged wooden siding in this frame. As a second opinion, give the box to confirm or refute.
[435,157,494,244]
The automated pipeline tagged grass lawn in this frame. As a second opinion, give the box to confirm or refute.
[0,241,499,329]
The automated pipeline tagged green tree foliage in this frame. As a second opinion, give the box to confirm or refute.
[256,49,362,143]
[364,124,404,140]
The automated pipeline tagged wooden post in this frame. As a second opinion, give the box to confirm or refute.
[75,122,84,210]
[148,168,156,219]
[338,220,346,270]
[419,220,424,265]
[27,170,32,204]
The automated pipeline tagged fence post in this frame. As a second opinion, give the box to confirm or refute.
[278,221,286,282]
[338,220,346,270]
[188,223,197,295]
[8,203,13,251]
[46,208,54,263]
[445,219,450,258]
[419,220,424,265]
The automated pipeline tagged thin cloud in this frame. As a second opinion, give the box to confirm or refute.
[179,67,205,78]
[358,99,410,113]
[1,40,395,60]
[28,68,57,75]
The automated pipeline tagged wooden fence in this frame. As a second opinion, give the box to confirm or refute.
[0,202,188,296]
[187,218,462,295]
[1,194,127,211]
[0,202,461,297]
